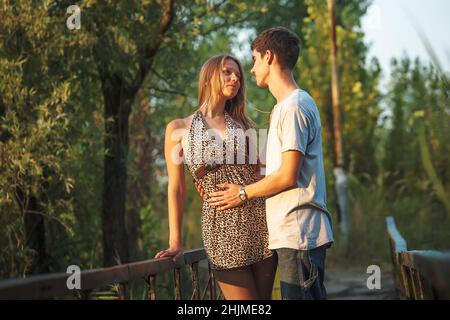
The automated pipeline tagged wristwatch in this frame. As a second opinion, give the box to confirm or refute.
[239,185,248,202]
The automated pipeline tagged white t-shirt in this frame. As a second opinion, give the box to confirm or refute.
[265,89,334,250]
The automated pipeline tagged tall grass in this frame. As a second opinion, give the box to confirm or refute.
[327,172,450,269]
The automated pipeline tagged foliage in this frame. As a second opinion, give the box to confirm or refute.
[0,0,449,283]
[0,0,93,276]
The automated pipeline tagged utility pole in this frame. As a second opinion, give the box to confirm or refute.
[328,0,349,241]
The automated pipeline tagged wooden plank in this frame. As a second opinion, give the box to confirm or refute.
[399,264,412,299]
[201,276,210,300]
[386,216,408,299]
[190,262,200,300]
[79,264,129,291]
[146,275,157,300]
[386,216,450,300]
[173,268,182,300]
[413,270,426,300]
[385,216,408,253]
[127,248,206,279]
[0,272,72,299]
[0,248,208,299]
[127,257,178,279]
[409,269,420,299]
[400,250,450,299]
[183,249,207,265]
[208,261,216,300]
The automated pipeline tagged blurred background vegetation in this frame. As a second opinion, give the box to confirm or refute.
[0,0,448,297]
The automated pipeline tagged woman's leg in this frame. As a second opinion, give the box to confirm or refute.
[251,254,278,300]
[214,266,260,300]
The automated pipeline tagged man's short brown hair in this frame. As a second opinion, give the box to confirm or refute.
[251,27,300,70]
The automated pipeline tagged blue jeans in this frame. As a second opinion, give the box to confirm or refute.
[276,244,329,300]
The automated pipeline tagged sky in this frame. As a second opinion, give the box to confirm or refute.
[361,0,450,89]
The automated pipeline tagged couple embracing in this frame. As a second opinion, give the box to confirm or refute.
[155,27,334,300]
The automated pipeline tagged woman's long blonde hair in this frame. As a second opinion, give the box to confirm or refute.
[197,55,253,130]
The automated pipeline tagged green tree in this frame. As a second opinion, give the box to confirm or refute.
[384,57,450,216]
[0,0,92,276]
[80,0,269,265]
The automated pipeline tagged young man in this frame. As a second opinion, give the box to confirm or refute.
[207,27,334,300]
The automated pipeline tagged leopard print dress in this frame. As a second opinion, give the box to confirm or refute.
[183,110,273,270]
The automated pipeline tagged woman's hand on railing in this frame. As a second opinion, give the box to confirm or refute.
[155,245,184,262]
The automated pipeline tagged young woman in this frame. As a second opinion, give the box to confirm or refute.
[155,55,277,300]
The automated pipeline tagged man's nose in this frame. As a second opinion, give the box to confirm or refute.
[250,67,255,76]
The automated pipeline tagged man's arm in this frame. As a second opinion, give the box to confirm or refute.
[207,150,303,211]
[209,103,309,211]
[246,150,303,199]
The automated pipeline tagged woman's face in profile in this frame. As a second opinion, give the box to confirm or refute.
[220,59,241,99]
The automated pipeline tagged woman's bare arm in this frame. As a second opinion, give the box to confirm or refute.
[155,119,186,261]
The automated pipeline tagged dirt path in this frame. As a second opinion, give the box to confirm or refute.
[325,267,396,300]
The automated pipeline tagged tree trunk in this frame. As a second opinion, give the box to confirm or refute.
[127,93,154,261]
[127,207,141,261]
[95,0,175,267]
[101,74,131,267]
[15,187,48,275]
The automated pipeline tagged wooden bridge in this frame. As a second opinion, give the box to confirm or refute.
[0,248,221,300]
[0,216,449,300]
[386,216,450,299]
[324,216,450,300]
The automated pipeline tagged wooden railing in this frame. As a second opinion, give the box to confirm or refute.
[0,248,222,300]
[386,216,450,300]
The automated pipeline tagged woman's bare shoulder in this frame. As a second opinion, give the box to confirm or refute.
[166,114,196,131]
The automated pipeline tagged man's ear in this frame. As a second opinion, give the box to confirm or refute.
[265,50,275,65]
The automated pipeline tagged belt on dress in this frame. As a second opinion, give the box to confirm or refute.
[194,163,221,180]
